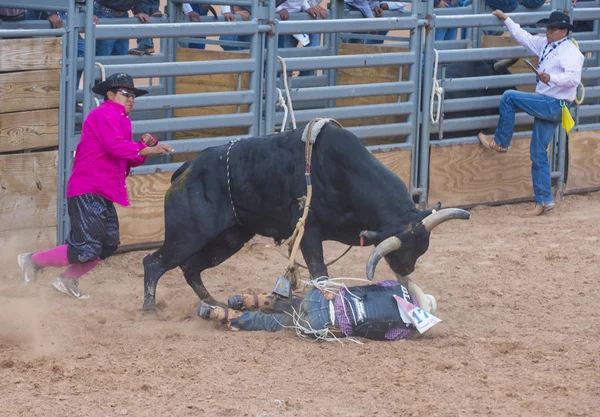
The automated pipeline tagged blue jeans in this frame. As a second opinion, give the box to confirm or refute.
[230,290,330,334]
[137,0,160,49]
[94,8,129,56]
[435,28,458,41]
[187,5,208,49]
[219,35,252,51]
[278,33,321,76]
[494,90,563,205]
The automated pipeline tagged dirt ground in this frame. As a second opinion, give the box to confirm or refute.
[1,192,599,417]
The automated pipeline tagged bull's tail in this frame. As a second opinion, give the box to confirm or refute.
[301,118,343,144]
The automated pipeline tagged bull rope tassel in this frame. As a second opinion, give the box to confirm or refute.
[93,62,107,108]
[570,38,585,105]
[283,118,345,289]
[276,56,297,131]
[430,48,443,124]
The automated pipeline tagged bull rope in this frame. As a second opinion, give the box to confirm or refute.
[430,49,443,124]
[276,56,297,132]
[93,62,107,107]
[283,117,345,289]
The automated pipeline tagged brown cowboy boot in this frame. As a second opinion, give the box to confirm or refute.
[228,293,276,312]
[478,132,509,153]
[529,201,555,216]
[197,302,244,326]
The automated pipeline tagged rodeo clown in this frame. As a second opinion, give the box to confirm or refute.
[198,275,440,342]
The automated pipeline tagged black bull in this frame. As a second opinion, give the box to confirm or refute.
[142,122,470,310]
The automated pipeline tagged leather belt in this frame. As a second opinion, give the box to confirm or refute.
[94,1,127,17]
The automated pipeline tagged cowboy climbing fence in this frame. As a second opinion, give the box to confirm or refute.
[1,0,599,254]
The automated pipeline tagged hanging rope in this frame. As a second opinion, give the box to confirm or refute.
[93,62,107,107]
[283,118,345,289]
[276,56,297,131]
[430,48,443,124]
[570,38,585,105]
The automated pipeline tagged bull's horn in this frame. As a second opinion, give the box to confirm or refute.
[493,58,519,73]
[422,208,471,232]
[365,236,402,280]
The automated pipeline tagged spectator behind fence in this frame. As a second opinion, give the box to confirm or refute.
[129,0,163,55]
[433,0,469,41]
[93,0,150,56]
[182,3,219,50]
[17,73,174,299]
[0,7,26,21]
[344,0,407,45]
[277,0,326,76]
[220,5,252,51]
[478,10,584,216]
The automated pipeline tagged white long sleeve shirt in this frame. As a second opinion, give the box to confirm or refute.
[276,0,311,14]
[505,17,584,101]
[182,4,232,15]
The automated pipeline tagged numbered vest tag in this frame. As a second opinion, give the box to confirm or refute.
[393,295,441,334]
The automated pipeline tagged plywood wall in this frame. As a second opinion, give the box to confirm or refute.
[566,130,600,193]
[0,38,61,257]
[428,138,537,207]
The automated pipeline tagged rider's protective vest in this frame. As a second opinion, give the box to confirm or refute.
[342,284,412,340]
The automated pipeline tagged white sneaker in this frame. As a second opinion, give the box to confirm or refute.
[17,253,41,283]
[52,275,90,299]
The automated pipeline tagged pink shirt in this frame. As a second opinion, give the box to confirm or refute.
[66,100,148,207]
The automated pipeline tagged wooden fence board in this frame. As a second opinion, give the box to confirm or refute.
[374,149,411,186]
[0,151,58,232]
[115,172,172,246]
[428,138,536,207]
[0,38,62,72]
[566,130,600,192]
[0,109,59,153]
[0,70,60,114]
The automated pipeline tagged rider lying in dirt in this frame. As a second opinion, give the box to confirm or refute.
[198,278,440,341]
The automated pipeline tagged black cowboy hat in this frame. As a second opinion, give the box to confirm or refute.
[536,11,575,31]
[92,73,149,97]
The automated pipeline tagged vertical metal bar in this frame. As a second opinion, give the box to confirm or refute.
[326,0,343,109]
[418,0,435,208]
[58,0,77,244]
[263,19,278,135]
[82,0,96,119]
[248,0,260,136]
[472,0,481,49]
[165,0,177,143]
[407,9,422,194]
[556,128,567,196]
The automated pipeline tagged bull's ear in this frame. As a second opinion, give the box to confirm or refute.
[359,230,383,247]
[419,201,442,220]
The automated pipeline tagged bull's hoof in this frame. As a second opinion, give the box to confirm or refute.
[141,301,157,312]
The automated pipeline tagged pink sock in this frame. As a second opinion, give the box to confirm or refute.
[62,258,100,279]
[31,245,70,267]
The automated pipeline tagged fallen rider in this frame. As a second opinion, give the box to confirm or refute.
[198,278,440,341]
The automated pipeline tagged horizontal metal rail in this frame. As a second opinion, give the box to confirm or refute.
[278,16,424,34]
[430,113,534,134]
[277,102,413,125]
[95,22,269,39]
[276,52,416,72]
[96,59,256,78]
[134,91,255,111]
[348,123,413,138]
[131,113,254,133]
[288,82,415,102]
